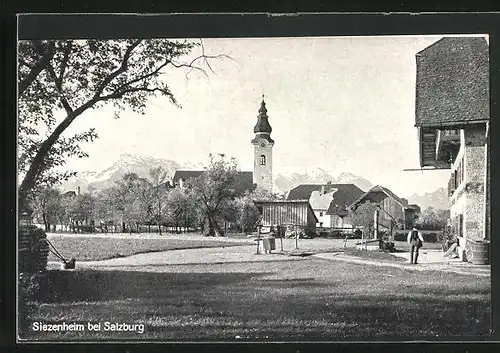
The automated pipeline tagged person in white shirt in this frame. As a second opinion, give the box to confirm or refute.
[407,227,424,264]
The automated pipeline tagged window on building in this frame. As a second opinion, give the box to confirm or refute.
[260,155,266,165]
[319,212,324,217]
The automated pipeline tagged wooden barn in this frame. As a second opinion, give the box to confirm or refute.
[350,185,420,234]
[253,199,318,233]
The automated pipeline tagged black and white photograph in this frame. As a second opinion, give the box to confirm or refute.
[16,14,491,342]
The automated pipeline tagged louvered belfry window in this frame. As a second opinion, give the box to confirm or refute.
[260,155,266,165]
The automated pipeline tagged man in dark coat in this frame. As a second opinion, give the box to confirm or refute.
[407,226,424,264]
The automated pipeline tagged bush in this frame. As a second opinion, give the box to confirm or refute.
[422,233,438,243]
[380,241,396,252]
[393,230,442,243]
[18,271,47,333]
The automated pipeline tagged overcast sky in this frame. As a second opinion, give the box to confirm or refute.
[57,35,482,197]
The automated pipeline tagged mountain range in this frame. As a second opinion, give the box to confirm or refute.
[405,187,449,210]
[58,154,448,210]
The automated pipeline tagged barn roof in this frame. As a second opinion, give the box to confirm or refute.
[350,185,410,209]
[288,183,364,204]
[172,170,255,194]
[172,170,205,182]
[415,37,489,128]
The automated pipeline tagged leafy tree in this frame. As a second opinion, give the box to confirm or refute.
[414,207,450,230]
[18,39,226,209]
[69,193,99,233]
[93,188,120,233]
[232,196,262,234]
[114,173,152,234]
[149,166,170,234]
[186,154,239,236]
[57,192,76,231]
[349,201,378,239]
[32,187,62,231]
[165,188,190,233]
[247,185,280,201]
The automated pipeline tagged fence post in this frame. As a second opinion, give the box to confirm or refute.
[256,225,261,254]
[295,225,299,249]
[279,225,284,252]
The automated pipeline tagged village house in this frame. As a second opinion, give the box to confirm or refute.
[287,183,365,228]
[414,37,490,255]
[349,185,420,238]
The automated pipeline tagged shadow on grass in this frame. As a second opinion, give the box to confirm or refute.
[41,270,265,304]
[24,262,491,340]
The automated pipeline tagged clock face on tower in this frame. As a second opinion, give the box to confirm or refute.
[260,142,266,147]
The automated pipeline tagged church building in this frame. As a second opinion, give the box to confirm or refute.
[171,96,275,194]
[251,96,274,193]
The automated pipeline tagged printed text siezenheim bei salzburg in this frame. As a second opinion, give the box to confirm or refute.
[32,321,145,334]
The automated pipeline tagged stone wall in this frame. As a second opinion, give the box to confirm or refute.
[463,124,487,241]
[19,225,49,273]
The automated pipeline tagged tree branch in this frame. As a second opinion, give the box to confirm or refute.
[46,63,74,115]
[93,39,142,99]
[56,41,73,88]
[18,41,56,96]
[99,87,168,101]
[120,59,172,88]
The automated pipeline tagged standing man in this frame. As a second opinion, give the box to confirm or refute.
[407,226,424,264]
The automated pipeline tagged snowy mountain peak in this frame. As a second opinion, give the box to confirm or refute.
[57,154,447,210]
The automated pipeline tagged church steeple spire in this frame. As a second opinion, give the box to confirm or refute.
[251,96,274,193]
[254,95,272,134]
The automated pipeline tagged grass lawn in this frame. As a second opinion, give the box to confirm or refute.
[20,258,490,341]
[46,235,250,262]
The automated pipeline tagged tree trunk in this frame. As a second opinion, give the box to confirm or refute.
[42,213,48,231]
[203,213,224,237]
[137,222,140,234]
[122,222,126,233]
[18,97,101,209]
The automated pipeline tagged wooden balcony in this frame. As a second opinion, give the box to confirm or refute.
[436,129,460,163]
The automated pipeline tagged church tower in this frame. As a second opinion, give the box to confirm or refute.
[251,96,274,193]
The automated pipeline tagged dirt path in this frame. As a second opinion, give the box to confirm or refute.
[47,245,305,271]
[47,242,490,278]
[314,252,490,277]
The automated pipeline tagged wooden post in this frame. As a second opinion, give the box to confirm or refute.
[256,225,261,254]
[279,225,283,252]
[295,225,299,249]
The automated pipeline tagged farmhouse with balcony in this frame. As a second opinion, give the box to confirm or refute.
[414,37,490,253]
